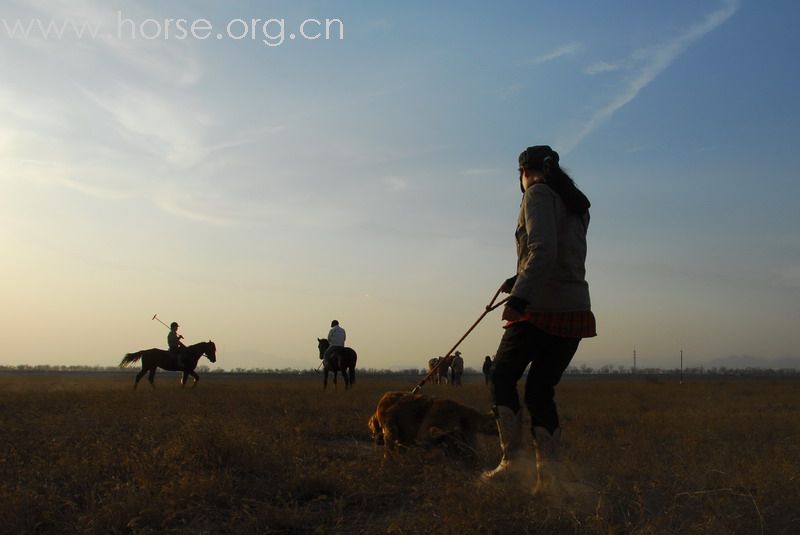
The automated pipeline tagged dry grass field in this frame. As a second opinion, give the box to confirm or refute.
[1,372,799,534]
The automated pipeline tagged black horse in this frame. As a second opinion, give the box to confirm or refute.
[317,338,357,390]
[119,341,217,389]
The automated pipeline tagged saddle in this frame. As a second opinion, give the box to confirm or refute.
[322,346,343,362]
[170,349,187,369]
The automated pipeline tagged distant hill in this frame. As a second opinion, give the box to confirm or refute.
[706,355,800,370]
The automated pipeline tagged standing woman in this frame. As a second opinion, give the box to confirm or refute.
[482,146,596,495]
[482,356,493,386]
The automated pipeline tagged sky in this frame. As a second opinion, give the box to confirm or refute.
[1,0,798,371]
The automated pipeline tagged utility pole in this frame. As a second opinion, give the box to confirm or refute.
[633,347,637,374]
[680,349,684,385]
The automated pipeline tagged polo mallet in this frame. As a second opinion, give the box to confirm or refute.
[152,314,170,330]
[153,314,188,344]
[411,286,508,394]
[152,314,187,342]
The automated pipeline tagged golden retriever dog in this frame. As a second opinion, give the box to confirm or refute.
[368,391,497,457]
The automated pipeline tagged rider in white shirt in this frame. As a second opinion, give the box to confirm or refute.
[324,320,346,365]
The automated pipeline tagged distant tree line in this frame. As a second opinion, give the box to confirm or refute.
[2,364,799,376]
[564,364,800,376]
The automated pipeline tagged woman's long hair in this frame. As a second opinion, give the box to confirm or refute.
[520,146,590,215]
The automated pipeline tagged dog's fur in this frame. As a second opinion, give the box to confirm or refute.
[368,391,497,456]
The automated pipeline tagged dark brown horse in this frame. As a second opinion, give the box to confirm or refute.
[119,341,217,389]
[317,338,357,390]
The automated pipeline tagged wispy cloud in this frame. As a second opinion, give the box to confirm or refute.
[526,42,581,65]
[0,87,69,129]
[0,157,134,200]
[12,0,205,86]
[383,176,409,192]
[154,190,242,227]
[18,159,133,200]
[498,83,524,100]
[0,86,143,200]
[80,84,209,168]
[0,0,227,225]
[205,125,288,154]
[560,0,740,154]
[584,61,625,75]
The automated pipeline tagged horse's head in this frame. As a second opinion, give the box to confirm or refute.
[205,340,217,363]
[317,338,329,359]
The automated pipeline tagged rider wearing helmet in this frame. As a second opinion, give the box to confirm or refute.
[168,321,186,369]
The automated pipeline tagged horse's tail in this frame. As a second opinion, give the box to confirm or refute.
[119,351,144,368]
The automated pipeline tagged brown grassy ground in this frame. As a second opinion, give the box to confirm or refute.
[1,372,798,534]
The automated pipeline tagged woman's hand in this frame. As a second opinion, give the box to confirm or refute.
[500,275,517,293]
[502,295,528,322]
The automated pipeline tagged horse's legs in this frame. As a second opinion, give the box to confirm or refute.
[181,371,188,387]
[323,369,329,390]
[148,367,156,389]
[190,371,199,388]
[134,368,147,389]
